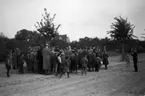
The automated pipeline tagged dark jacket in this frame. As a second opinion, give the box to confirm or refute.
[131,52,138,61]
[103,53,109,65]
[81,57,88,68]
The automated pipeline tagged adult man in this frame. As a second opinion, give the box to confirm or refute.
[42,44,51,75]
[37,45,43,74]
[131,49,138,72]
[102,51,109,69]
[88,51,95,72]
[12,49,17,69]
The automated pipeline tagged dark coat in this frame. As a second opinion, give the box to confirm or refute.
[64,58,71,72]
[81,57,88,68]
[95,57,102,65]
[103,53,109,65]
[37,48,43,72]
[131,52,138,62]
[42,47,51,70]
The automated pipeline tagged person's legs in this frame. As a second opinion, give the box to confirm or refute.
[96,64,99,72]
[134,60,138,72]
[44,70,47,75]
[38,61,41,73]
[59,66,64,77]
[6,65,11,77]
[88,62,91,71]
[66,71,70,78]
[50,62,53,73]
[19,64,23,74]
[105,65,108,69]
[7,69,10,77]
[85,67,87,76]
[21,64,24,74]
[95,64,97,71]
[81,67,84,75]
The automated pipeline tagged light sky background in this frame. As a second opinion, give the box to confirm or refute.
[0,0,145,41]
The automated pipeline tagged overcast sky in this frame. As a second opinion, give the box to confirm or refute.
[0,0,145,41]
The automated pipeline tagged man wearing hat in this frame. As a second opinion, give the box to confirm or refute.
[42,44,51,75]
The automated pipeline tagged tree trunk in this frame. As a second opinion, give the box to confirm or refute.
[121,42,125,61]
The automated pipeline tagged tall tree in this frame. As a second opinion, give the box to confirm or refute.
[35,8,61,46]
[15,29,30,42]
[108,16,137,61]
[0,32,14,61]
[26,31,42,45]
[15,29,42,46]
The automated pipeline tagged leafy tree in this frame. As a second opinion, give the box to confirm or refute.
[0,32,13,61]
[108,16,137,61]
[15,29,42,46]
[50,39,69,49]
[26,31,42,45]
[35,8,61,45]
[90,37,100,48]
[15,29,30,42]
[78,37,92,48]
[100,37,111,52]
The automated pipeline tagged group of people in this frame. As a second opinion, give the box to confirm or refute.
[5,44,110,77]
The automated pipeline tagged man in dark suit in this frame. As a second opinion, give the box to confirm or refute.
[37,45,43,74]
[131,49,138,72]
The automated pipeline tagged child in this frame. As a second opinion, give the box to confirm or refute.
[5,55,12,77]
[19,53,24,74]
[64,56,71,78]
[81,55,88,76]
[94,56,102,72]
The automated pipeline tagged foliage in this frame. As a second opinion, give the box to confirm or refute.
[15,29,30,42]
[15,29,42,46]
[70,36,112,51]
[0,33,14,61]
[35,8,61,44]
[107,16,138,61]
[108,16,137,43]
[50,39,69,49]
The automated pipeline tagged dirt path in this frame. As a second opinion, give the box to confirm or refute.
[0,55,145,96]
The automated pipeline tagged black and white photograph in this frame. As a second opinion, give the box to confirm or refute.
[0,0,145,96]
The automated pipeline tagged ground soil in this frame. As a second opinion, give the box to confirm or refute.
[0,54,145,96]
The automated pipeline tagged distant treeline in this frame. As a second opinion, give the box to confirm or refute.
[1,34,145,62]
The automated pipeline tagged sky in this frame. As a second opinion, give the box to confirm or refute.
[0,0,145,41]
